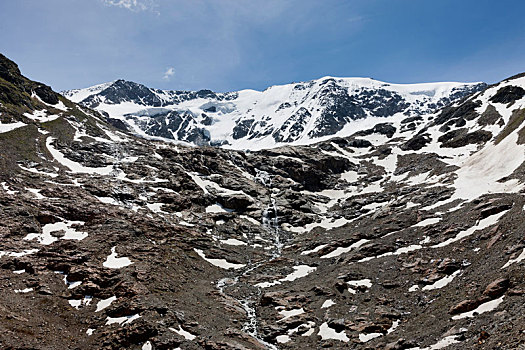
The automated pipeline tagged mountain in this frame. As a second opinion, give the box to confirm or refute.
[2,52,525,350]
[62,78,486,149]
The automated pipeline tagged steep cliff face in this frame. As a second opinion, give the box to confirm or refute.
[1,53,525,349]
[62,77,486,149]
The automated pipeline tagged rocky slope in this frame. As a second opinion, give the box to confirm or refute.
[62,78,485,149]
[1,53,525,349]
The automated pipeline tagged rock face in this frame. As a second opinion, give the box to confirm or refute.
[1,53,525,350]
[62,76,486,149]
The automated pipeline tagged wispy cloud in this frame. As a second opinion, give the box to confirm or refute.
[102,0,156,12]
[163,67,175,80]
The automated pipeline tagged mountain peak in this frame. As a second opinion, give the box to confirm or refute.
[62,77,486,149]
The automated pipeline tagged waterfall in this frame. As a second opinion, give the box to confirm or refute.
[213,169,283,350]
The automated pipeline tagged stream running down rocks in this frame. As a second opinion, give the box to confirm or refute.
[213,170,285,349]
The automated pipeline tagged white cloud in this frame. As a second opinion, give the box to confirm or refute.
[102,0,155,12]
[163,67,175,80]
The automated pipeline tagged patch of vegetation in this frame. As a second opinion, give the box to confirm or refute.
[516,110,525,144]
[0,124,41,173]
[41,117,76,144]
[496,108,525,144]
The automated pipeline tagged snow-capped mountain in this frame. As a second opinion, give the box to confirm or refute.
[62,77,486,149]
[4,52,525,349]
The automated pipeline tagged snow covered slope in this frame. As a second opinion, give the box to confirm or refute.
[62,77,485,149]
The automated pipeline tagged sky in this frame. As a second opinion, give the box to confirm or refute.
[1,0,525,92]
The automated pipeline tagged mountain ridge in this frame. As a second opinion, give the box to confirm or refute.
[62,77,486,150]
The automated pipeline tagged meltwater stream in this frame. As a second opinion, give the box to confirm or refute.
[214,170,283,350]
[257,170,283,257]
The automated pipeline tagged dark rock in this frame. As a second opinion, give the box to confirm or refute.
[437,258,460,274]
[232,119,255,140]
[438,129,492,148]
[400,134,430,151]
[347,139,372,148]
[106,117,130,131]
[490,85,525,105]
[449,299,480,315]
[327,318,346,332]
[482,278,510,298]
[434,100,481,125]
[34,85,59,105]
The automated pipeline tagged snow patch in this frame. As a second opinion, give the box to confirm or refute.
[103,247,133,269]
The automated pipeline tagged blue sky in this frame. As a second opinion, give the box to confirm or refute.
[1,0,525,92]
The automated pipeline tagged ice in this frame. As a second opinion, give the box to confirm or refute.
[63,81,115,102]
[24,220,87,245]
[451,295,505,320]
[287,217,351,234]
[318,322,349,342]
[360,208,509,263]
[170,325,196,340]
[106,313,141,325]
[60,274,82,289]
[413,217,442,227]
[359,332,382,342]
[0,121,26,133]
[19,165,59,178]
[347,279,372,294]
[1,182,17,195]
[359,244,423,263]
[501,248,525,268]
[406,201,420,209]
[240,215,260,225]
[432,210,508,248]
[321,239,369,259]
[96,296,117,312]
[68,296,92,309]
[26,188,45,200]
[142,341,152,350]
[95,196,119,205]
[340,170,359,182]
[194,248,245,270]
[220,238,247,246]
[321,299,335,309]
[407,335,461,350]
[69,78,480,151]
[387,320,400,334]
[14,288,33,293]
[408,285,420,292]
[276,335,290,343]
[103,247,133,269]
[362,202,385,211]
[301,244,328,255]
[422,270,461,291]
[13,269,25,274]
[447,131,525,203]
[206,204,230,213]
[2,249,39,258]
[278,308,304,321]
[146,203,165,213]
[187,172,253,199]
[86,329,94,336]
[23,110,59,123]
[256,265,316,288]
